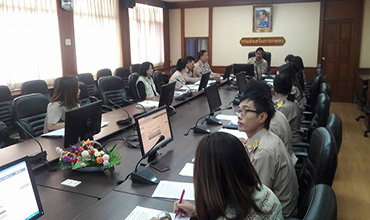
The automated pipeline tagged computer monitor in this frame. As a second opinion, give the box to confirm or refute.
[0,157,44,219]
[135,106,173,163]
[198,72,211,91]
[159,82,176,108]
[236,72,248,94]
[223,65,233,80]
[64,100,103,148]
[233,63,254,77]
[204,84,223,125]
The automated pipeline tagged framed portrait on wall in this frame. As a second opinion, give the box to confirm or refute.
[253,5,273,32]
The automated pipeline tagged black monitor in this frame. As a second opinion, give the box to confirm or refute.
[223,65,233,80]
[0,157,44,219]
[159,82,177,115]
[198,72,211,91]
[236,72,248,94]
[64,100,103,148]
[233,63,254,77]
[135,106,173,164]
[205,84,223,125]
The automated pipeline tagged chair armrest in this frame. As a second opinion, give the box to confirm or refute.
[293,142,310,148]
[301,120,311,125]
[294,151,308,158]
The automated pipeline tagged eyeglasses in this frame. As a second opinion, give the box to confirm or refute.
[235,108,259,116]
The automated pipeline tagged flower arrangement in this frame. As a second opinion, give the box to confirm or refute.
[56,140,122,171]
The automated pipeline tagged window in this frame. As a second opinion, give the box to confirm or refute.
[73,0,121,74]
[129,3,164,66]
[0,0,62,89]
[185,38,208,61]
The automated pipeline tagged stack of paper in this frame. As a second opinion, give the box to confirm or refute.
[218,128,248,140]
[41,121,109,138]
[125,206,190,220]
[152,181,195,201]
[137,100,159,109]
[216,114,237,121]
[179,163,194,177]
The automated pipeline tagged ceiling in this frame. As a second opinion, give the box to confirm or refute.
[162,0,205,2]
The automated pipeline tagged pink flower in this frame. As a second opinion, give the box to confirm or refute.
[81,162,86,167]
[81,150,89,158]
[103,161,109,166]
[102,154,110,161]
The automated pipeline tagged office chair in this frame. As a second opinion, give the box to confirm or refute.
[153,71,165,94]
[305,74,325,113]
[78,82,92,106]
[286,184,337,220]
[21,80,50,102]
[248,51,271,71]
[77,73,101,99]
[96,68,112,82]
[114,67,131,90]
[130,64,141,74]
[0,86,14,130]
[326,114,343,153]
[12,93,49,140]
[319,83,330,97]
[128,72,140,101]
[0,121,18,148]
[98,76,128,108]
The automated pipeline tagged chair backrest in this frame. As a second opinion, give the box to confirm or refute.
[12,93,49,139]
[153,71,165,94]
[128,72,140,101]
[314,93,330,127]
[77,73,101,99]
[0,86,14,129]
[96,68,112,82]
[309,74,325,108]
[248,51,272,71]
[295,184,337,220]
[21,80,50,102]
[78,82,91,106]
[308,127,338,186]
[115,67,131,89]
[130,64,141,74]
[326,114,342,153]
[319,83,330,97]
[98,76,128,108]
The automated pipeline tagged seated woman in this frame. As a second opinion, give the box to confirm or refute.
[169,58,187,89]
[273,73,302,142]
[152,132,283,220]
[136,62,158,100]
[44,76,80,133]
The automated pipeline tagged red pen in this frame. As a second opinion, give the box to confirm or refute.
[175,189,185,217]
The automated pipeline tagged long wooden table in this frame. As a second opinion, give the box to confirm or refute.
[2,81,239,219]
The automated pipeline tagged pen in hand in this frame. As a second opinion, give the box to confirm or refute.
[175,189,185,217]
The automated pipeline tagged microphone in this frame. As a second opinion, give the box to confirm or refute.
[15,121,47,164]
[176,79,193,97]
[108,99,132,126]
[185,106,233,135]
[130,135,165,185]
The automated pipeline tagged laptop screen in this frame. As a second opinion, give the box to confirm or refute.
[0,157,44,220]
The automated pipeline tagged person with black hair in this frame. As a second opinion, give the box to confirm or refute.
[273,73,302,142]
[183,56,200,84]
[169,58,187,89]
[247,47,268,80]
[246,80,297,164]
[136,61,158,100]
[284,54,294,63]
[290,56,306,89]
[237,92,298,217]
[193,50,220,80]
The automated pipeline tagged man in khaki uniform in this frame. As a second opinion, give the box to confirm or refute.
[193,50,220,80]
[247,47,268,80]
[237,92,299,217]
[183,56,200,84]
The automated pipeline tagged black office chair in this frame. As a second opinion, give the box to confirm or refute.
[286,184,337,220]
[78,82,92,106]
[12,93,49,140]
[314,93,330,128]
[128,72,140,101]
[306,74,325,113]
[96,68,112,82]
[115,67,131,90]
[153,71,165,94]
[21,80,50,102]
[130,64,141,74]
[326,114,342,154]
[319,83,330,97]
[77,73,101,99]
[248,51,271,71]
[98,76,128,108]
[0,86,14,130]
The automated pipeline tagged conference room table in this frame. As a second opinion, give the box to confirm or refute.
[1,81,241,219]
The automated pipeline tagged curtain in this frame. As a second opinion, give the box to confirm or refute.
[129,3,164,66]
[0,0,62,89]
[73,0,121,74]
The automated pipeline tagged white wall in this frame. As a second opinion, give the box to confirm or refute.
[169,9,181,66]
[184,8,209,37]
[360,0,370,68]
[212,2,321,67]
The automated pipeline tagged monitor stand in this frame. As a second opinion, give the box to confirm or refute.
[168,105,176,116]
[205,115,222,125]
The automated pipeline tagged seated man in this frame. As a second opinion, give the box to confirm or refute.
[247,47,268,80]
[183,56,200,84]
[237,91,298,217]
[193,50,220,80]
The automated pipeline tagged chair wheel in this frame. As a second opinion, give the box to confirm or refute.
[364,132,368,138]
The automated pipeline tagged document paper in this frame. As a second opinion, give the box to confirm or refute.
[152,181,195,201]
[216,114,237,121]
[41,121,109,138]
[125,206,189,220]
[218,128,248,140]
[179,163,194,177]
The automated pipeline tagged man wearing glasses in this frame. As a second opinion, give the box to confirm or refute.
[236,92,298,218]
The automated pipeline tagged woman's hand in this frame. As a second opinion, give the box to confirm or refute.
[173,200,196,217]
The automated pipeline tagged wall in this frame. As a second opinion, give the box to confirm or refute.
[212,2,320,67]
[184,8,209,37]
[169,9,181,66]
[360,0,370,68]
